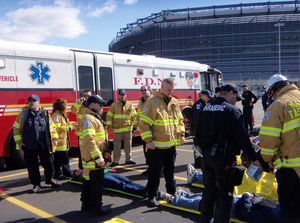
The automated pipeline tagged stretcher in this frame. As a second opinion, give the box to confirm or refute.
[159,200,246,223]
[69,179,144,199]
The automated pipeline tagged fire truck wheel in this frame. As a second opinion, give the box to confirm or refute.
[9,137,26,167]
[182,109,192,137]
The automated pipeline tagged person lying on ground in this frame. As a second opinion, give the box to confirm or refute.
[72,169,147,198]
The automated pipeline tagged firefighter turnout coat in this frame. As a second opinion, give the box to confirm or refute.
[137,96,153,131]
[260,84,300,178]
[80,107,107,180]
[71,98,86,136]
[139,91,185,149]
[52,111,71,152]
[13,106,58,153]
[106,99,137,133]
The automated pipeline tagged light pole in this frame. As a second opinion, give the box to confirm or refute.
[274,22,284,74]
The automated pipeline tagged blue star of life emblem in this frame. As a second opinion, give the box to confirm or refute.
[28,62,51,85]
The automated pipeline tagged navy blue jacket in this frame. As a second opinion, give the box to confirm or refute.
[195,97,257,161]
[235,193,282,223]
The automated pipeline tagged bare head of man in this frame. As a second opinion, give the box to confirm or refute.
[160,78,175,97]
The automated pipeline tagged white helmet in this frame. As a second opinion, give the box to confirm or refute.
[266,74,288,93]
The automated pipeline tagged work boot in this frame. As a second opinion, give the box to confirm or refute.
[81,202,91,212]
[95,206,112,216]
[45,178,60,188]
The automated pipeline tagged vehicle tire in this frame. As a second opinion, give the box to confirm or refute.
[9,137,26,167]
[182,109,192,137]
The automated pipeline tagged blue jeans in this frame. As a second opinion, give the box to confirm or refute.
[172,191,202,211]
[103,173,144,196]
[192,171,204,185]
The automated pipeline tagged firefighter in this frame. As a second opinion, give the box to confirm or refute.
[260,74,300,222]
[241,84,258,134]
[13,94,60,193]
[139,78,186,207]
[195,84,262,223]
[71,89,91,137]
[52,98,77,179]
[80,95,111,215]
[107,89,137,167]
[137,85,153,175]
[71,89,91,169]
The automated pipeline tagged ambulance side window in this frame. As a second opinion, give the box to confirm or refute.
[99,67,113,106]
[78,66,93,96]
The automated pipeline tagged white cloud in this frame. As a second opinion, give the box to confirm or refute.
[0,1,87,43]
[123,0,138,5]
[87,0,117,17]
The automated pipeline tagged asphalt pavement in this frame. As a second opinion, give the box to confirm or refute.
[0,99,264,223]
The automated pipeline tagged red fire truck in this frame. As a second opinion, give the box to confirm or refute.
[0,40,222,168]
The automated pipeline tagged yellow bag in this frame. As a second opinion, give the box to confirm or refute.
[234,170,278,202]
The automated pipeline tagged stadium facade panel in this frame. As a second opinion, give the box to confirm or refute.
[109,1,300,89]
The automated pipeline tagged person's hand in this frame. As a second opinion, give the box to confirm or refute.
[147,141,155,150]
[180,136,186,145]
[19,142,25,151]
[75,169,83,176]
[53,140,58,147]
[251,160,263,174]
[97,160,105,167]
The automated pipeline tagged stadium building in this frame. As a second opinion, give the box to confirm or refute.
[109,1,300,90]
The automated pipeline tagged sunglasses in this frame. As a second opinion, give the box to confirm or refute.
[141,89,148,92]
[28,99,37,102]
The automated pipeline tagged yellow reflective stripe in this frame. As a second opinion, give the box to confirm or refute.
[260,147,278,156]
[140,115,154,125]
[130,112,137,118]
[154,119,179,126]
[55,123,61,127]
[95,132,106,139]
[77,114,82,119]
[274,156,300,168]
[83,174,90,180]
[180,125,185,132]
[282,118,300,133]
[133,120,138,125]
[141,131,153,140]
[259,126,281,137]
[107,111,114,117]
[113,127,133,133]
[14,135,22,141]
[153,139,180,148]
[54,145,68,151]
[178,112,183,119]
[52,133,58,139]
[113,114,130,119]
[16,144,20,150]
[106,121,112,125]
[13,122,20,129]
[83,161,96,169]
[74,102,80,110]
[82,129,96,137]
[91,149,101,158]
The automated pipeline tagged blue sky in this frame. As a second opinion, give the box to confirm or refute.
[0,0,285,52]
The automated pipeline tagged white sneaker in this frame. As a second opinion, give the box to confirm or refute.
[187,164,196,184]
[158,191,173,203]
[175,187,185,197]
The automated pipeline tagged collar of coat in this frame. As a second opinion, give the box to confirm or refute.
[156,91,176,105]
[83,107,101,119]
[277,84,298,99]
